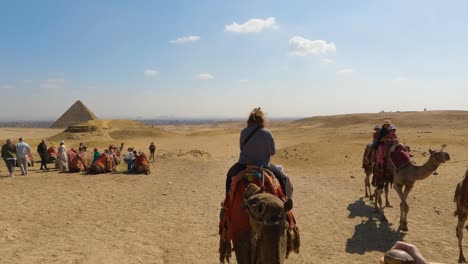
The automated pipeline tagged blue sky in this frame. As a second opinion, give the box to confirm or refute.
[1,0,467,120]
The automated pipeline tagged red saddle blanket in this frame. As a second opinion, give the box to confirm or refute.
[390,144,412,170]
[219,166,296,242]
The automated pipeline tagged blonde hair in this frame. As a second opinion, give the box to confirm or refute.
[247,107,266,128]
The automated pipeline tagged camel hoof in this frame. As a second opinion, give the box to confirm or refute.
[459,256,466,263]
[399,225,408,232]
[385,204,393,208]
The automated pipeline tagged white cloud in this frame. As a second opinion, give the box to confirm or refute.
[197,73,214,80]
[225,17,277,33]
[0,84,15,90]
[336,69,355,75]
[321,58,335,64]
[170,35,201,44]
[144,69,159,76]
[289,36,336,56]
[394,76,408,81]
[239,79,249,83]
[40,78,65,89]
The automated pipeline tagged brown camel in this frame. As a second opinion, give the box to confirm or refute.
[454,170,468,263]
[393,149,450,231]
[240,183,295,264]
[219,168,299,264]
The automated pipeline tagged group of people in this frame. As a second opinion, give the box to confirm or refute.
[1,138,157,176]
[0,137,31,177]
[369,120,399,188]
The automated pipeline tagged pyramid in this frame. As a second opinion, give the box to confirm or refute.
[50,100,97,128]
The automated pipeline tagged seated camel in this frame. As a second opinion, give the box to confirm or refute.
[219,166,300,264]
[454,169,468,263]
[47,146,58,163]
[67,148,90,172]
[88,152,119,174]
[134,153,150,174]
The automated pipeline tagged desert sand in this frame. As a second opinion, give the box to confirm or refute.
[0,111,467,263]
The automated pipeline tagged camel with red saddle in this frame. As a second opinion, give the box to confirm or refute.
[67,148,90,172]
[219,166,299,264]
[88,143,124,174]
[134,152,150,174]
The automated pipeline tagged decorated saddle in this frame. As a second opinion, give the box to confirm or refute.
[68,148,90,172]
[135,153,150,174]
[390,144,412,170]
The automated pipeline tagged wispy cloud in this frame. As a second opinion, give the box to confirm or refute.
[225,17,277,33]
[197,73,214,80]
[170,35,200,44]
[144,69,159,76]
[321,58,335,64]
[40,78,65,89]
[0,84,15,90]
[289,36,336,56]
[394,76,408,81]
[336,69,355,75]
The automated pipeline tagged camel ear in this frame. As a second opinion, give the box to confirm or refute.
[284,199,293,213]
[429,149,434,154]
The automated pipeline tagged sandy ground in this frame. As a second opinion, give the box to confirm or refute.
[0,111,467,263]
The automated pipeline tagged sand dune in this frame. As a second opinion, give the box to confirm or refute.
[0,110,467,263]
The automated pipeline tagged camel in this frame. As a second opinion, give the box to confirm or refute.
[134,153,150,174]
[454,170,468,263]
[219,167,299,264]
[393,149,450,231]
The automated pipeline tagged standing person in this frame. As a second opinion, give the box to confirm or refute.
[15,137,31,176]
[37,139,49,170]
[57,141,68,172]
[124,148,135,172]
[225,107,288,195]
[149,142,156,162]
[92,148,100,163]
[1,139,16,177]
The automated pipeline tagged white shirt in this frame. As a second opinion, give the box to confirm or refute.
[15,141,30,158]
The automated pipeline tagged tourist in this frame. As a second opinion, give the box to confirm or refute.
[15,137,31,175]
[124,148,135,172]
[225,107,288,195]
[37,139,49,170]
[1,139,16,177]
[149,142,156,162]
[92,148,100,163]
[57,141,68,172]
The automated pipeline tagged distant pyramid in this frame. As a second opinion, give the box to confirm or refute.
[50,100,97,128]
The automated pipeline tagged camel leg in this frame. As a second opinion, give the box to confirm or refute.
[234,231,251,264]
[385,183,393,208]
[364,173,369,197]
[400,184,414,231]
[394,184,407,231]
[365,171,371,198]
[456,211,467,263]
[374,188,387,221]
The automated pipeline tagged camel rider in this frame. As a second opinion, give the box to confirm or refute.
[372,126,381,143]
[372,120,391,149]
[225,107,288,196]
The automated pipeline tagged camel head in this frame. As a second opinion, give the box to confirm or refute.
[429,149,451,165]
[243,183,293,264]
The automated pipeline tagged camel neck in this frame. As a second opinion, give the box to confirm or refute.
[414,156,439,181]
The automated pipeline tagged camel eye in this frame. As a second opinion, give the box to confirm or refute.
[257,203,265,214]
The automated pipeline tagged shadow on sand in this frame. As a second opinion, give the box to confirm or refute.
[345,198,404,254]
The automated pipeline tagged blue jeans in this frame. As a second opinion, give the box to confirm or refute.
[4,159,15,174]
